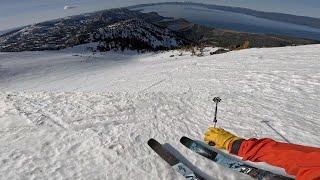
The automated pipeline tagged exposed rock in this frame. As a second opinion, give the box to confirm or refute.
[210,48,229,55]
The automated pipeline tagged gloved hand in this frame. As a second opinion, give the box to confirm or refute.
[204,127,242,150]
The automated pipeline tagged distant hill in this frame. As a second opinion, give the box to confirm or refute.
[155,18,319,48]
[78,19,190,52]
[0,9,190,52]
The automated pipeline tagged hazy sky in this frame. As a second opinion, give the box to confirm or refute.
[1,0,320,31]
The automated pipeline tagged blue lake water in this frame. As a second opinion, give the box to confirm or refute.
[131,4,320,40]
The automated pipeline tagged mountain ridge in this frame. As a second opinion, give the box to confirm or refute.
[0,8,190,52]
[79,19,190,52]
[0,8,318,52]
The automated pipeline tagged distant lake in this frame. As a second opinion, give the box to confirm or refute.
[131,4,320,40]
[0,27,23,36]
[0,30,9,36]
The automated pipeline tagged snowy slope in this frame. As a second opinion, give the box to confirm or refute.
[0,45,319,179]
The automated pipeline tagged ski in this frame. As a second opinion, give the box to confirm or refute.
[180,137,293,180]
[148,139,206,180]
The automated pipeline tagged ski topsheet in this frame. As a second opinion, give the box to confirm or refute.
[180,137,293,180]
[148,139,206,180]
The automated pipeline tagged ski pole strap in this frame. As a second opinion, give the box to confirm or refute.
[230,139,244,155]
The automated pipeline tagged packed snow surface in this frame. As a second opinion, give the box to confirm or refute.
[0,45,319,179]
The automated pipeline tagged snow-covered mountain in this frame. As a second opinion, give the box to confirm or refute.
[81,19,189,52]
[0,8,189,52]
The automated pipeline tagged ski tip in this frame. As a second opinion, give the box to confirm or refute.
[180,136,193,145]
[147,138,159,147]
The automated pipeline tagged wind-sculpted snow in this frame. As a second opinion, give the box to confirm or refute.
[0,45,319,179]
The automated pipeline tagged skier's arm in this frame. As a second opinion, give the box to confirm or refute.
[204,127,320,180]
[229,138,320,180]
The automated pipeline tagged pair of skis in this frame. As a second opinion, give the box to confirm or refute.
[148,137,293,180]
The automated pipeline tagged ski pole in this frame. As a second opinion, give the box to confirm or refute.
[213,97,221,128]
[208,97,221,146]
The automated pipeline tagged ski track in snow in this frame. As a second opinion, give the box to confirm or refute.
[0,45,319,180]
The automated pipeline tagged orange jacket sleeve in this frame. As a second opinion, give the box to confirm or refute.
[229,138,320,180]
